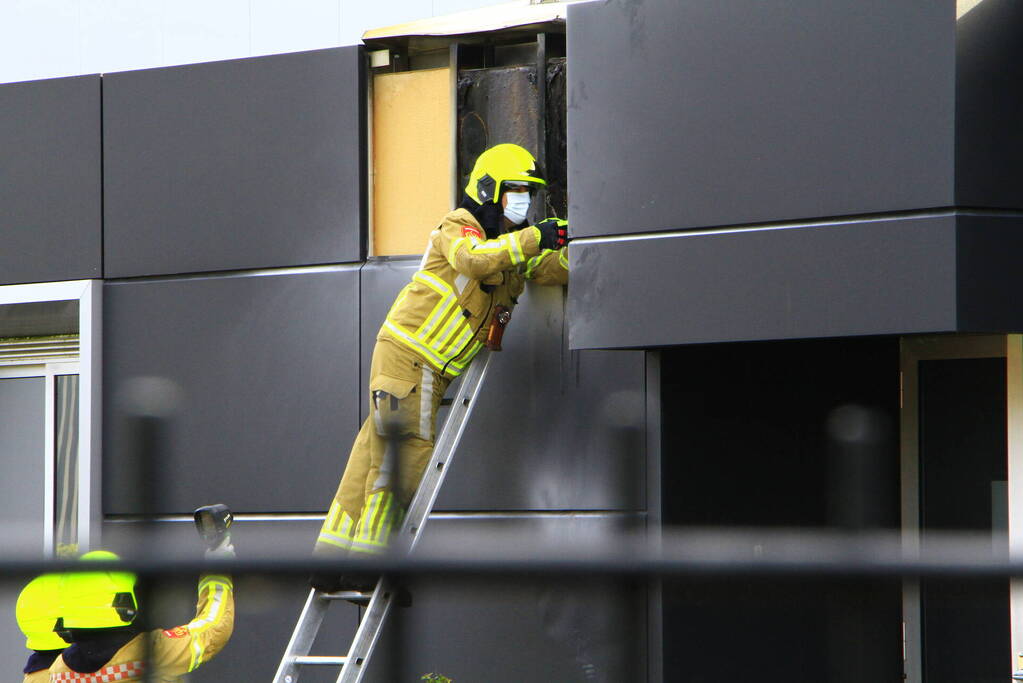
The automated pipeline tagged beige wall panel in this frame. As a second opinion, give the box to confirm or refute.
[373,67,453,256]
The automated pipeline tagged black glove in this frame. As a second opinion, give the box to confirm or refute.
[535,218,569,250]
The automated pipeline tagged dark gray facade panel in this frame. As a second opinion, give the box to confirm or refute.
[103,269,361,514]
[101,518,358,682]
[447,316,646,511]
[956,214,1023,331]
[358,258,419,405]
[0,590,23,682]
[955,0,1023,209]
[364,514,643,683]
[568,215,959,349]
[103,47,365,278]
[0,75,101,284]
[567,0,955,238]
[359,260,646,511]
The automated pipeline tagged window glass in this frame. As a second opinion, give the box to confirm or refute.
[54,373,79,557]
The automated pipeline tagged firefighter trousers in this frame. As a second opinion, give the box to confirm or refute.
[314,339,450,556]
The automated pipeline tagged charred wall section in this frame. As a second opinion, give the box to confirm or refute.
[457,36,568,220]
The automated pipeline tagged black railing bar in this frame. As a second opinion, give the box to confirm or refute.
[4,555,1023,580]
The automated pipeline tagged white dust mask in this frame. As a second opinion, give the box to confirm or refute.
[502,191,531,225]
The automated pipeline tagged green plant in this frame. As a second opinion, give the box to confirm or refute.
[421,674,452,683]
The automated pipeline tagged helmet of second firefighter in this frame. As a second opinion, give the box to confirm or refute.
[58,550,139,630]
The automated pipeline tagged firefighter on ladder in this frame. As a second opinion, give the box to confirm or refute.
[310,143,569,593]
[47,544,235,681]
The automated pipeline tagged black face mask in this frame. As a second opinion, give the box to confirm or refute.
[24,649,62,674]
[459,194,505,239]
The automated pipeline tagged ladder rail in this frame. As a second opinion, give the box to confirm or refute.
[333,578,396,683]
[273,589,330,683]
[272,350,493,683]
[399,349,492,553]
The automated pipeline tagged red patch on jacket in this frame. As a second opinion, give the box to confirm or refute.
[461,225,483,241]
[163,625,190,638]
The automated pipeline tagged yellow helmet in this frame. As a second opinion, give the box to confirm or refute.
[16,574,66,651]
[464,143,546,204]
[58,550,138,629]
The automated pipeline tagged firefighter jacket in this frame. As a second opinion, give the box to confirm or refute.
[48,574,233,682]
[379,208,569,377]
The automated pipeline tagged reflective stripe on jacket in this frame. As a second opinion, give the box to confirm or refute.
[48,574,233,682]
[379,209,547,377]
[524,246,569,286]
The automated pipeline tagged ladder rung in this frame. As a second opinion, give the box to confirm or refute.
[293,655,349,665]
[321,591,371,602]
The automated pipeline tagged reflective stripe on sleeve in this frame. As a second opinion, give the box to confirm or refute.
[186,579,229,671]
[448,236,469,266]
[190,638,205,673]
[508,232,524,264]
[525,249,555,279]
[469,240,505,255]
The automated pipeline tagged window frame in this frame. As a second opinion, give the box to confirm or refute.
[0,280,101,556]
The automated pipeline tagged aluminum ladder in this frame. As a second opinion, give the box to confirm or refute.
[273,349,493,683]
